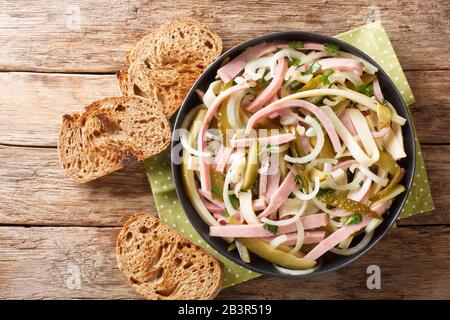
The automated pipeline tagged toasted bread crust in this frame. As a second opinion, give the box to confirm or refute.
[119,18,222,117]
[58,96,171,183]
[116,213,223,300]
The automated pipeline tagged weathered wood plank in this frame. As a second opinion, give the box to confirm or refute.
[0,145,157,226]
[0,72,120,146]
[0,225,448,299]
[0,144,445,226]
[0,0,448,72]
[0,70,448,147]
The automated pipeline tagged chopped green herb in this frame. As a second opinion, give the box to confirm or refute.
[223,209,230,217]
[345,213,362,225]
[295,174,305,190]
[324,42,340,53]
[229,194,240,210]
[320,69,334,85]
[257,69,270,85]
[259,144,278,155]
[356,84,374,97]
[263,223,278,235]
[302,62,322,76]
[317,188,333,197]
[289,41,304,50]
[211,186,222,196]
[289,58,301,67]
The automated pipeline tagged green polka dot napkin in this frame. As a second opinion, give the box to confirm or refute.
[143,21,434,288]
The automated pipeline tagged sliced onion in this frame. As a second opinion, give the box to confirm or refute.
[305,158,338,172]
[327,171,365,191]
[244,56,272,81]
[330,231,374,256]
[180,130,211,157]
[284,116,324,164]
[323,96,345,106]
[270,235,288,248]
[321,106,377,167]
[329,218,344,230]
[280,88,406,125]
[302,51,330,65]
[234,178,244,198]
[239,190,260,224]
[330,71,363,87]
[290,220,305,254]
[180,105,211,157]
[382,128,407,160]
[285,65,298,81]
[337,52,378,74]
[273,261,321,275]
[347,108,380,162]
[227,90,246,129]
[203,80,222,108]
[223,168,238,216]
[260,198,307,227]
[293,176,321,200]
[365,218,382,234]
[267,49,306,80]
[350,164,388,187]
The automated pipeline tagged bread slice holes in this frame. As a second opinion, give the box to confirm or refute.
[155,282,177,297]
[139,226,149,234]
[205,40,213,49]
[153,246,163,265]
[126,232,133,242]
[133,84,149,99]
[115,104,125,112]
[130,277,141,285]
[174,257,182,267]
[183,261,193,269]
[93,130,101,137]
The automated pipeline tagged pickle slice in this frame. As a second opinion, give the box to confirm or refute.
[242,139,259,190]
[237,238,316,270]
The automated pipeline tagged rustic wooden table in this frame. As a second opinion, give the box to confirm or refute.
[0,0,449,300]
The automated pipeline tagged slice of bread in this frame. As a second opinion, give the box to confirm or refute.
[116,213,223,300]
[126,19,222,72]
[121,18,222,117]
[58,96,171,183]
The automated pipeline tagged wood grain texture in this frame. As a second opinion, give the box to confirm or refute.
[0,70,448,147]
[0,0,448,73]
[0,225,448,299]
[0,72,120,147]
[0,143,446,226]
[0,145,157,226]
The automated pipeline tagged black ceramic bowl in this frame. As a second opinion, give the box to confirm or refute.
[171,31,416,277]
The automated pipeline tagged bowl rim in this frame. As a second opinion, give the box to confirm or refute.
[171,31,416,277]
